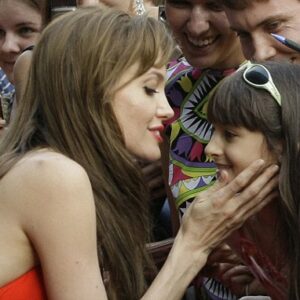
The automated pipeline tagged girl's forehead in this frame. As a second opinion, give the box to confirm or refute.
[0,1,42,26]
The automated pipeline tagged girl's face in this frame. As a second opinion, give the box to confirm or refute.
[205,124,279,182]
[165,0,244,69]
[0,0,42,82]
[112,62,174,161]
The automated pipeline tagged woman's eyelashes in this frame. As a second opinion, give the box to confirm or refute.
[143,86,159,96]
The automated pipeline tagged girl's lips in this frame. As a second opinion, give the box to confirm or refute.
[215,163,231,172]
[2,60,15,66]
[216,165,231,180]
[1,61,15,72]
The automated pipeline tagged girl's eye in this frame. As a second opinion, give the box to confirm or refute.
[224,130,236,141]
[144,86,159,96]
[19,27,35,36]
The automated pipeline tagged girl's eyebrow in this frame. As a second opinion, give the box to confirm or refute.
[14,21,41,28]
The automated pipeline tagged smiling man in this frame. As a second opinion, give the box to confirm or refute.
[220,0,300,63]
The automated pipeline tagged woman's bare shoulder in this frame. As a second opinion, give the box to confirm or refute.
[1,149,92,210]
[10,149,87,181]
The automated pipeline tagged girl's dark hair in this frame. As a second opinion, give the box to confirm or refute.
[208,61,300,299]
[19,0,51,27]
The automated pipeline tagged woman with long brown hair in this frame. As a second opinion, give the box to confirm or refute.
[0,7,278,300]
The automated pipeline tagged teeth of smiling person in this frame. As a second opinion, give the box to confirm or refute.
[187,36,216,47]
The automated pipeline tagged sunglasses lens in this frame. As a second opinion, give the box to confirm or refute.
[245,66,269,85]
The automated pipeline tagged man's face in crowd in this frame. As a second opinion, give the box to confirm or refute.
[223,0,300,63]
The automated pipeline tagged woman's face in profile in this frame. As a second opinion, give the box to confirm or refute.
[111,61,174,161]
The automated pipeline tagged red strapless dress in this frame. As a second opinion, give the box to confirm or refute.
[0,267,47,300]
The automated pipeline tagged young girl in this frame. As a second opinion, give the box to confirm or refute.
[0,0,47,83]
[206,61,300,299]
[0,7,278,300]
[0,0,47,129]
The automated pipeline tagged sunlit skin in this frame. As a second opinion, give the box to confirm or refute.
[97,0,132,10]
[79,0,158,17]
[0,0,42,83]
[205,123,286,274]
[112,63,174,161]
[77,0,100,6]
[165,0,244,69]
[224,0,300,63]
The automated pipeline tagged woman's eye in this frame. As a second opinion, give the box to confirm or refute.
[144,86,159,96]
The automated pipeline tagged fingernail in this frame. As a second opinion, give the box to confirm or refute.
[256,159,265,166]
[271,164,279,172]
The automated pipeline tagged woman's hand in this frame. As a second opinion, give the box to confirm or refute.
[179,159,279,268]
[143,160,278,300]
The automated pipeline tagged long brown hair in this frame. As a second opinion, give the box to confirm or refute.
[0,7,174,299]
[207,61,300,299]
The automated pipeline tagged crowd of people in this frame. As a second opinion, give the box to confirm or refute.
[0,0,300,299]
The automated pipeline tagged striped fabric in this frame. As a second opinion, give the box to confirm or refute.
[0,68,15,96]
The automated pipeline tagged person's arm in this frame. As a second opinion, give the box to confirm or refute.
[142,160,279,300]
[18,155,107,300]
